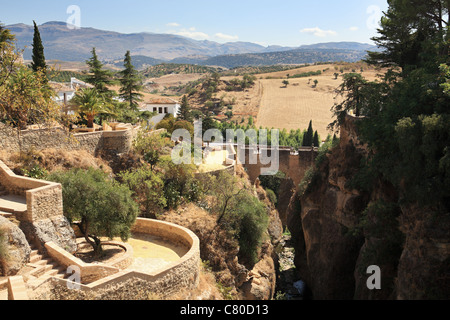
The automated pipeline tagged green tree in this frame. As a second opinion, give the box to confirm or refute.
[329,73,368,131]
[119,51,143,110]
[177,95,192,121]
[133,129,173,170]
[366,0,449,74]
[302,120,314,147]
[282,80,289,87]
[71,88,111,128]
[30,21,47,76]
[119,165,166,219]
[313,130,320,147]
[339,0,450,213]
[47,168,139,257]
[86,48,114,95]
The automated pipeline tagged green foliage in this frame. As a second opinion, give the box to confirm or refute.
[265,188,277,205]
[31,21,47,75]
[70,88,112,128]
[259,171,286,199]
[118,165,166,219]
[48,71,89,83]
[47,168,139,256]
[21,164,48,180]
[142,63,219,78]
[331,0,450,213]
[133,129,174,169]
[160,161,198,210]
[177,95,192,121]
[288,70,322,79]
[227,192,269,265]
[85,48,115,95]
[118,51,144,110]
[302,121,314,147]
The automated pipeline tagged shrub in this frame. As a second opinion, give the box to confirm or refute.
[118,165,166,219]
[265,188,277,205]
[231,192,269,266]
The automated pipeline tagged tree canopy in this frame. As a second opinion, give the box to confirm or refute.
[332,0,450,211]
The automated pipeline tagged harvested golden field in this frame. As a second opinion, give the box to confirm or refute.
[255,63,382,139]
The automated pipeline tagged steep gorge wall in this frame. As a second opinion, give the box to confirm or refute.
[287,115,450,300]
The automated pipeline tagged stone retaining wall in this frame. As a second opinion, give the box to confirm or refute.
[32,218,200,300]
[0,123,138,155]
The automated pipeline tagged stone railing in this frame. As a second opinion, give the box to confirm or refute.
[31,218,200,300]
[0,160,63,223]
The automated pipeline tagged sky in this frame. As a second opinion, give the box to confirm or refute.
[1,0,389,47]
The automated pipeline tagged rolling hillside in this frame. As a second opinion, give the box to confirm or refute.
[7,21,378,68]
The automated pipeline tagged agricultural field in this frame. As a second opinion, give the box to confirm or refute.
[254,63,383,139]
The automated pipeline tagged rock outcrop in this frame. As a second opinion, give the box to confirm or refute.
[0,216,31,276]
[287,114,450,300]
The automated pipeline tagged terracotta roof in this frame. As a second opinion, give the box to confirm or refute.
[144,97,179,105]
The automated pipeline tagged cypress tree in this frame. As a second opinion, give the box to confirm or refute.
[177,95,192,122]
[30,21,47,74]
[303,120,314,147]
[313,130,320,147]
[119,51,143,110]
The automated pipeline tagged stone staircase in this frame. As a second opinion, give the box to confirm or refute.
[23,245,68,290]
[0,245,69,300]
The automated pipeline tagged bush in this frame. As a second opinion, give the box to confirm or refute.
[118,165,166,219]
[265,189,277,205]
[231,192,269,266]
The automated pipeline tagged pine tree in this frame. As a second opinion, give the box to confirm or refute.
[30,21,47,75]
[119,51,143,110]
[313,130,320,147]
[302,120,314,147]
[177,95,192,121]
[86,48,114,95]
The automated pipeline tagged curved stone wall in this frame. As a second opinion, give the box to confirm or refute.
[37,218,201,300]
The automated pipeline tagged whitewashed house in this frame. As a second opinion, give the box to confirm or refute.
[50,77,93,114]
[139,97,180,127]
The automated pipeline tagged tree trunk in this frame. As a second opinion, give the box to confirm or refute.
[87,114,95,128]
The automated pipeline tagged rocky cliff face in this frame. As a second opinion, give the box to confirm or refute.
[287,115,450,300]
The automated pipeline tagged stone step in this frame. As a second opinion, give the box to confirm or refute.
[0,289,8,300]
[29,253,44,264]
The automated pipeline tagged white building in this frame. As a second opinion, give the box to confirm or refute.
[140,97,180,127]
[50,77,94,113]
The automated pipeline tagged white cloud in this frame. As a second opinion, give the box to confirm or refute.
[166,22,180,27]
[300,27,337,38]
[175,27,210,40]
[349,26,359,32]
[214,33,239,42]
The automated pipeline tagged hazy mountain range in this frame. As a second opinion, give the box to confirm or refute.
[7,21,379,69]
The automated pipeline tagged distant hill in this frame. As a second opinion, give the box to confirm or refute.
[171,48,374,69]
[6,21,379,68]
[6,21,289,62]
